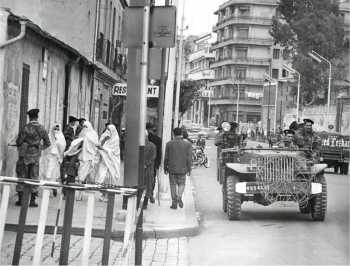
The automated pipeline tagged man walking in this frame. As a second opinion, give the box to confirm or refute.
[146,123,162,203]
[164,127,192,209]
[15,109,51,207]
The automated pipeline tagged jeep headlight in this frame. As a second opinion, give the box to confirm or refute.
[221,122,231,132]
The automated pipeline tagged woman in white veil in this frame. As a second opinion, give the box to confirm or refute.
[96,124,121,187]
[77,121,99,183]
[41,124,66,195]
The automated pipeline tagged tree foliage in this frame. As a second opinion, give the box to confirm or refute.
[270,0,346,105]
[173,79,200,117]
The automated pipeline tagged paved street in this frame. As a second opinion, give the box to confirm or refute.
[189,140,350,265]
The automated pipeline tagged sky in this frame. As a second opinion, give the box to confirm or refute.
[183,0,225,37]
[156,0,225,37]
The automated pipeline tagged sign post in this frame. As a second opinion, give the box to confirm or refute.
[123,1,176,265]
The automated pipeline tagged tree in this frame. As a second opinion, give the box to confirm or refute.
[270,0,346,105]
[173,79,200,120]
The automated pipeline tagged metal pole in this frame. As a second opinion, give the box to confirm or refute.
[174,0,186,127]
[273,81,278,134]
[236,82,240,123]
[59,188,75,265]
[12,186,31,265]
[135,1,150,264]
[208,87,211,127]
[327,62,332,125]
[102,193,115,266]
[267,81,271,138]
[157,0,171,136]
[310,50,332,125]
[296,72,301,122]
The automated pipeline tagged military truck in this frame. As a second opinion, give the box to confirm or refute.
[318,132,350,175]
[220,148,327,221]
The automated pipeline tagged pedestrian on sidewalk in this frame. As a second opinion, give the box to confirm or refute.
[15,108,51,207]
[164,127,192,210]
[146,122,162,203]
[143,130,156,209]
[96,124,121,201]
[75,118,86,137]
[40,124,66,196]
[61,116,79,186]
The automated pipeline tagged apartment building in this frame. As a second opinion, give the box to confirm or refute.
[210,0,284,124]
[185,34,215,127]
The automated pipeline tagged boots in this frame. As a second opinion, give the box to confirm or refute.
[29,194,38,207]
[15,192,22,206]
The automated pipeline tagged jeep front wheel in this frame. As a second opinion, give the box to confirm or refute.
[226,175,241,220]
[222,180,227,213]
[311,175,327,221]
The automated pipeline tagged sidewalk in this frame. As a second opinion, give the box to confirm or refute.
[4,177,199,239]
[1,177,198,265]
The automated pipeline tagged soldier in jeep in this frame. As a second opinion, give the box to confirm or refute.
[295,118,321,162]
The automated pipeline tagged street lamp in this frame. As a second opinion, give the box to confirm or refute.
[230,79,240,123]
[264,74,278,134]
[308,50,332,125]
[283,64,301,122]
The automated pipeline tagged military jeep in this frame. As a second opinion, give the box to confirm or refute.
[220,148,327,221]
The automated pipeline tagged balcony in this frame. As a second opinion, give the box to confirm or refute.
[211,37,273,50]
[216,0,278,12]
[208,76,265,87]
[211,57,270,68]
[95,33,127,76]
[213,16,272,31]
[210,96,262,106]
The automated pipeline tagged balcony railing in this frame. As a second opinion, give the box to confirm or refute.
[211,56,270,67]
[211,37,273,50]
[95,33,127,76]
[209,76,265,86]
[217,0,278,12]
[213,15,272,31]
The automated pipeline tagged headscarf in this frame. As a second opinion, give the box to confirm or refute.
[97,124,120,184]
[79,121,99,161]
[46,124,66,162]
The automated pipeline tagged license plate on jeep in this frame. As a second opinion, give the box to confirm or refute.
[245,182,310,193]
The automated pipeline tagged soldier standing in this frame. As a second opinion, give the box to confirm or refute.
[15,109,51,207]
[216,122,241,149]
[295,118,321,162]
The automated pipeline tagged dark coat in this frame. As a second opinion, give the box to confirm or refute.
[148,132,162,169]
[164,136,192,175]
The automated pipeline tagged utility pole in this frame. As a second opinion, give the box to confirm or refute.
[158,0,178,197]
[174,0,185,127]
[157,0,171,136]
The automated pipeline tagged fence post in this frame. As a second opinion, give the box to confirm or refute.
[0,184,11,250]
[101,192,115,266]
[59,188,75,265]
[32,188,50,265]
[12,185,31,265]
[135,190,143,266]
[81,191,95,266]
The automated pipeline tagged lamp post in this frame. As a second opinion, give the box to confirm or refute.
[308,50,332,125]
[283,64,301,122]
[230,79,240,123]
[264,74,278,134]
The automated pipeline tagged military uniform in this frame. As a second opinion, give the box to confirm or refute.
[295,120,321,162]
[16,109,50,206]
